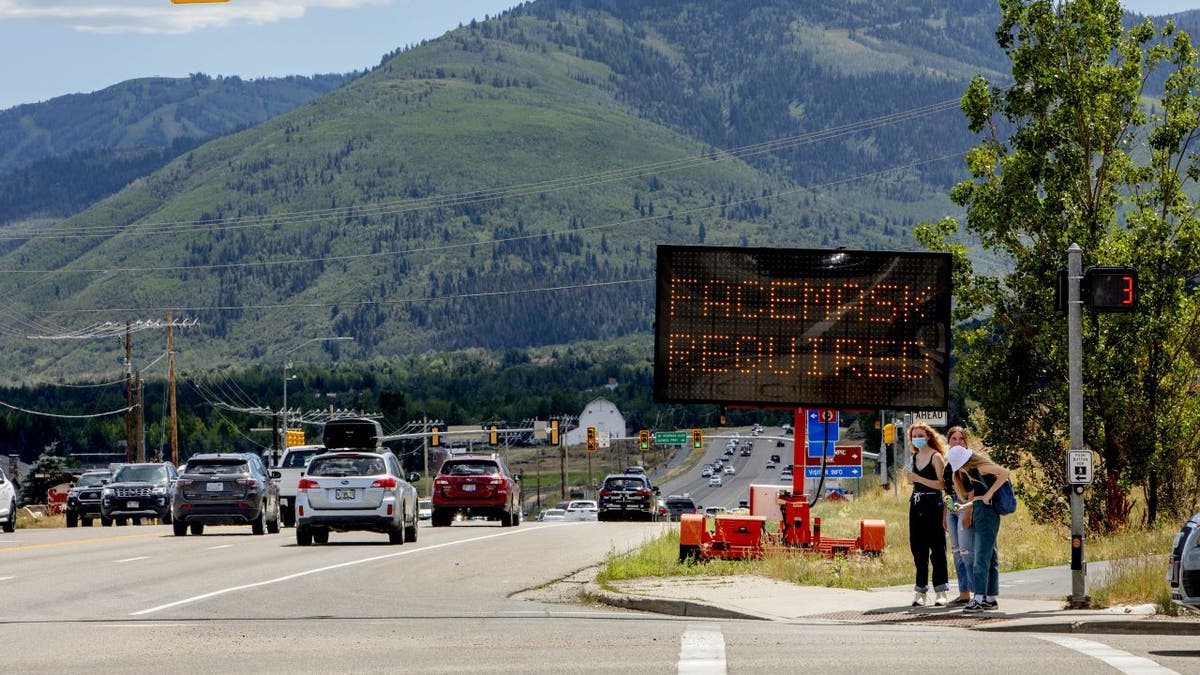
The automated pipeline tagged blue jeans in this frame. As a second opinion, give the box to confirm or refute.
[946,507,973,593]
[970,502,1000,597]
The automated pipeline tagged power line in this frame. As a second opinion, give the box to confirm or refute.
[0,398,132,419]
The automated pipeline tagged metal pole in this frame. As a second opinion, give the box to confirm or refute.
[125,322,133,463]
[282,360,291,453]
[167,313,178,467]
[422,415,430,498]
[1067,243,1088,606]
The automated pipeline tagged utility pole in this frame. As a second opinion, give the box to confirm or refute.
[167,313,179,466]
[560,434,567,501]
[135,371,144,462]
[422,415,430,498]
[1067,243,1089,607]
[125,322,133,463]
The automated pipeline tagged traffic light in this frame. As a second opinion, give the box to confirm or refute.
[883,423,895,444]
[550,419,560,445]
[638,429,650,451]
[489,425,499,446]
[692,429,703,450]
[586,426,597,453]
[430,426,440,447]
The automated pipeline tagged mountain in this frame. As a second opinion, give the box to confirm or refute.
[0,73,353,176]
[0,0,1010,383]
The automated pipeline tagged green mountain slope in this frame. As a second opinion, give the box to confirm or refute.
[0,0,1007,383]
[0,73,352,176]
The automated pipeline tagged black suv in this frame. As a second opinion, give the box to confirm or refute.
[171,453,280,536]
[66,470,111,527]
[597,474,657,522]
[663,495,698,522]
[101,462,177,525]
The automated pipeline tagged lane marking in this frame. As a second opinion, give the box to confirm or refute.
[132,524,586,616]
[0,576,14,581]
[0,532,160,552]
[1035,634,1178,674]
[114,556,150,563]
[678,623,726,675]
[206,545,233,550]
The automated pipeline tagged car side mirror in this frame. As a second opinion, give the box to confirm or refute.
[407,472,421,483]
[653,487,661,495]
[270,471,282,480]
[512,473,521,482]
[69,482,76,488]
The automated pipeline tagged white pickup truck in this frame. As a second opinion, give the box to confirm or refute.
[275,444,324,528]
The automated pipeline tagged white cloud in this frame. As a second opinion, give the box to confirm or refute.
[0,0,389,35]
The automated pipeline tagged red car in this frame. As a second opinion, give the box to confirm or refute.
[431,454,521,527]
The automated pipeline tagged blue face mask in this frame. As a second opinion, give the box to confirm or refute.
[912,437,928,449]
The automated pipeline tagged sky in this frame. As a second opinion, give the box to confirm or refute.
[0,0,1196,112]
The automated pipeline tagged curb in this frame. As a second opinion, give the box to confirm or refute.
[977,617,1200,635]
[588,588,767,621]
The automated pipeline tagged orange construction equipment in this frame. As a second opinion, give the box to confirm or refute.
[679,489,884,562]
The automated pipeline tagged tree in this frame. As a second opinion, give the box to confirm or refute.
[916,0,1200,529]
[19,445,78,506]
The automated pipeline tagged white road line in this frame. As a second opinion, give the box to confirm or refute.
[114,556,150,563]
[132,524,583,616]
[1035,634,1178,675]
[206,544,233,550]
[0,576,14,581]
[677,623,726,675]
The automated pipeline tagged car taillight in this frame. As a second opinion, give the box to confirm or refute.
[371,477,397,488]
[236,478,260,489]
[489,478,503,486]
[298,478,319,491]
[435,479,450,486]
[637,489,652,497]
[177,479,195,488]
[599,489,612,497]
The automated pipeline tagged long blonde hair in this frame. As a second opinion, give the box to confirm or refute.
[951,449,999,499]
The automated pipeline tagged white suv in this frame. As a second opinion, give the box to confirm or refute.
[0,467,17,533]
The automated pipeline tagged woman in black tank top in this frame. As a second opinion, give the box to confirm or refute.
[901,422,949,607]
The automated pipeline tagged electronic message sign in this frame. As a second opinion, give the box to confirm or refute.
[654,246,951,410]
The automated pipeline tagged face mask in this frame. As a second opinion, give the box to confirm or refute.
[912,437,928,449]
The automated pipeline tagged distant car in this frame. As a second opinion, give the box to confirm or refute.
[766,461,777,469]
[701,467,713,478]
[295,450,418,545]
[102,462,178,526]
[275,444,325,528]
[776,440,786,447]
[538,508,566,521]
[704,506,726,517]
[0,466,16,534]
[66,470,111,527]
[419,498,433,521]
[770,454,781,464]
[708,475,723,487]
[172,453,279,536]
[723,465,735,475]
[565,500,599,521]
[624,466,647,476]
[431,454,521,527]
[663,496,697,521]
[597,474,656,522]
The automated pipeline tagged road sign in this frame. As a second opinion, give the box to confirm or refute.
[806,409,839,443]
[655,431,688,445]
[910,411,948,427]
[597,431,611,449]
[805,445,863,478]
[1068,450,1093,485]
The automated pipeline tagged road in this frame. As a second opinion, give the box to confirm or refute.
[658,427,801,510]
[2,518,1196,673]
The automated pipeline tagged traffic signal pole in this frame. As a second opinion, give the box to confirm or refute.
[1067,244,1089,607]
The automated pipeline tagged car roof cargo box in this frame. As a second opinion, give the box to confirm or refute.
[322,418,383,450]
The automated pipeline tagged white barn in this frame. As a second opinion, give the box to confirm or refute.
[564,397,628,446]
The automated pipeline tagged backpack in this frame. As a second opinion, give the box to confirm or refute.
[972,469,1018,515]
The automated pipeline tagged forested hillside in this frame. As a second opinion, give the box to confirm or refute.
[0,0,1015,386]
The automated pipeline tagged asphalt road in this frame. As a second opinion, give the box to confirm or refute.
[659,427,801,509]
[2,516,1197,673]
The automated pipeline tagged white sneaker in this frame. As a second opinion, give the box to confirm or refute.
[934,591,948,607]
[912,591,927,607]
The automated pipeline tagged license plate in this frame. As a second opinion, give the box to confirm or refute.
[335,488,355,500]
[462,484,476,492]
[207,482,223,491]
[126,500,139,509]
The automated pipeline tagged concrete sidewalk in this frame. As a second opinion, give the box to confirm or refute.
[591,567,1200,635]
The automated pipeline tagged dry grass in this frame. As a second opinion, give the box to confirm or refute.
[15,509,65,529]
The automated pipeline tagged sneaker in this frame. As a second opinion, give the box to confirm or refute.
[912,591,928,607]
[934,591,948,607]
[981,599,999,610]
[962,599,984,613]
[948,596,971,606]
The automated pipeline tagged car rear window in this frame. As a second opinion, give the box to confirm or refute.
[76,473,110,487]
[308,456,385,477]
[667,499,695,509]
[442,461,500,476]
[187,461,249,475]
[281,450,320,468]
[603,477,646,490]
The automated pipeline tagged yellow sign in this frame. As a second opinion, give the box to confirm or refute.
[285,429,305,448]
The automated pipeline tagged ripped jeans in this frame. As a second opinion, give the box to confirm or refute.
[946,505,973,593]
